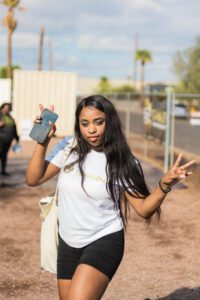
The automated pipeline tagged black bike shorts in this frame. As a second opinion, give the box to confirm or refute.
[57,229,124,281]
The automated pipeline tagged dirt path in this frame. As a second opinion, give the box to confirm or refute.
[0,139,200,300]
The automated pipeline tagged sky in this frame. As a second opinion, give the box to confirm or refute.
[0,0,200,82]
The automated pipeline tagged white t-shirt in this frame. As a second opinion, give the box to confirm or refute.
[50,148,124,248]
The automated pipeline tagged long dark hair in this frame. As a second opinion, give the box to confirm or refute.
[69,95,160,225]
[0,102,12,111]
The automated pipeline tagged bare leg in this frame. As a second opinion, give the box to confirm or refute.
[67,263,110,300]
[57,279,71,300]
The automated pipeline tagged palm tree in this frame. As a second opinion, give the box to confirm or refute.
[0,0,25,78]
[97,76,111,93]
[135,49,152,93]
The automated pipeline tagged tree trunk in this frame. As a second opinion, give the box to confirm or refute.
[7,29,12,78]
[141,62,145,93]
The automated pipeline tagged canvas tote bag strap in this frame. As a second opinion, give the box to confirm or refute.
[61,136,77,171]
[54,137,77,201]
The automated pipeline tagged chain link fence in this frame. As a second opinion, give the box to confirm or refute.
[77,91,200,171]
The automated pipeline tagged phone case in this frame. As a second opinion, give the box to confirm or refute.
[29,108,58,144]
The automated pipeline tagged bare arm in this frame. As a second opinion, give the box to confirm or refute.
[125,187,166,219]
[125,153,195,219]
[26,140,60,186]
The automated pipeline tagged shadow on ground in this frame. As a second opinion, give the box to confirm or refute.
[145,286,200,300]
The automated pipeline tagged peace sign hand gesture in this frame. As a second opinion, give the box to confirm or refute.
[160,153,195,189]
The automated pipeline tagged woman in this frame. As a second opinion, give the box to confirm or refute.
[0,102,19,176]
[26,95,195,300]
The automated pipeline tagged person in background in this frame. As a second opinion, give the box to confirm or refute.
[0,103,19,176]
[26,95,195,300]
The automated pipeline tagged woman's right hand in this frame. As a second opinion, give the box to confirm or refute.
[26,103,59,186]
[35,104,57,140]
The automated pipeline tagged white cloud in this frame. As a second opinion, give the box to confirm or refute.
[167,14,200,36]
[123,0,164,12]
[53,37,72,49]
[77,34,131,52]
[53,53,79,67]
[0,32,38,50]
[0,0,199,81]
[13,32,40,48]
[77,13,124,33]
[67,56,79,67]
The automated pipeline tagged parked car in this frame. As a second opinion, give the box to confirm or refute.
[172,103,189,119]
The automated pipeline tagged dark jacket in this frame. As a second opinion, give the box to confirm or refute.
[0,112,19,144]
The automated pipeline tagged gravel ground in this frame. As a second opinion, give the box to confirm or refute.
[0,138,200,300]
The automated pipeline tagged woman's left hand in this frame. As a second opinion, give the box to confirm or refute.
[160,153,195,188]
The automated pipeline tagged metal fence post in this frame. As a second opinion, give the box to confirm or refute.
[170,90,175,168]
[164,87,173,172]
[126,93,131,136]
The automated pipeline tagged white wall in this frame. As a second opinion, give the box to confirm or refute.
[0,79,11,105]
[12,70,77,139]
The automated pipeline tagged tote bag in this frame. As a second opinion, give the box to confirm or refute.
[39,137,76,274]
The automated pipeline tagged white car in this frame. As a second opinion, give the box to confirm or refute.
[172,103,189,119]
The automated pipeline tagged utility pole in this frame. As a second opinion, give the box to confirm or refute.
[48,38,53,71]
[133,32,139,88]
[38,26,45,71]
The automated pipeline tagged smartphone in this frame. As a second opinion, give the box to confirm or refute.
[29,108,58,144]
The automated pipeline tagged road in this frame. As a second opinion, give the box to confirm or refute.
[174,119,200,155]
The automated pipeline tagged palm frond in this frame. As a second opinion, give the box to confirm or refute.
[1,0,20,8]
[135,49,152,63]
